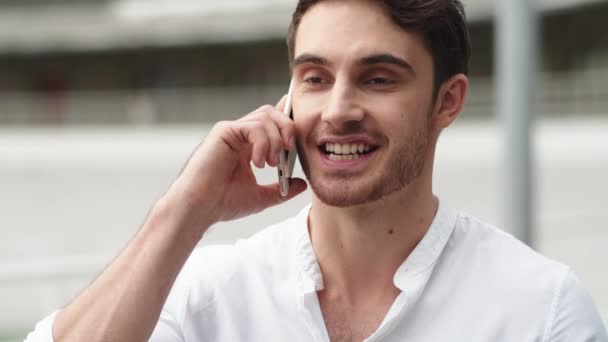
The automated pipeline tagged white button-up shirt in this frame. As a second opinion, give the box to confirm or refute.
[27,201,607,341]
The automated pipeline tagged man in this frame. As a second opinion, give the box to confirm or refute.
[27,0,607,341]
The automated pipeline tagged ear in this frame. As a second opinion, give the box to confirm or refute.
[431,74,468,130]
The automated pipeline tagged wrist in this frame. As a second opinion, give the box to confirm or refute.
[152,186,216,242]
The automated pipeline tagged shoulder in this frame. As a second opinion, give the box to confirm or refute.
[445,211,607,339]
[450,211,568,279]
[445,211,568,312]
[543,270,608,341]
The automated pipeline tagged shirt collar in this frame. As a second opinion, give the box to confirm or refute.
[293,204,323,295]
[392,199,458,290]
[293,199,458,294]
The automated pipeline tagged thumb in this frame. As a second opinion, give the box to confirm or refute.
[257,178,308,208]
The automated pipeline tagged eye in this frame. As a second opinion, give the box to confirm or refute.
[365,77,394,85]
[304,76,326,85]
[301,74,332,91]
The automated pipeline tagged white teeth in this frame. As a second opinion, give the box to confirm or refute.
[324,143,372,155]
[328,153,362,161]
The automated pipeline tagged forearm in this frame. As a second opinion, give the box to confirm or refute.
[53,193,209,342]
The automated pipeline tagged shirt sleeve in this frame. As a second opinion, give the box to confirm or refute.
[148,309,185,342]
[23,310,60,342]
[545,270,608,342]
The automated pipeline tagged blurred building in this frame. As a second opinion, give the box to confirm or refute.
[0,0,607,125]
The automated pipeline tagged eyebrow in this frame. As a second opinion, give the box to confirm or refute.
[361,54,415,76]
[293,53,415,76]
[293,53,330,67]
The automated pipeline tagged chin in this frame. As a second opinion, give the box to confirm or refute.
[309,176,397,207]
[305,156,429,207]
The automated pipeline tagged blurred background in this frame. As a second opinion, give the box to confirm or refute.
[0,0,607,340]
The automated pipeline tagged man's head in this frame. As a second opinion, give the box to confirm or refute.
[287,0,470,207]
[288,0,471,98]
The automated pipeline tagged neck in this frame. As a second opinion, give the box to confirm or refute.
[308,180,438,303]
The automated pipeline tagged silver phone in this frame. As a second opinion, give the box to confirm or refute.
[278,79,297,197]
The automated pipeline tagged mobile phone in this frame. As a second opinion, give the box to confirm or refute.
[278,79,297,197]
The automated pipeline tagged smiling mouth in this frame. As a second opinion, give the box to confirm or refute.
[318,142,379,161]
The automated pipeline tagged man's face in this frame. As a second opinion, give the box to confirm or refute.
[292,0,437,207]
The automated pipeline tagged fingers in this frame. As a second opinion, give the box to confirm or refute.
[257,178,308,208]
[242,104,295,145]
[260,118,284,167]
[237,99,296,168]
[242,121,271,168]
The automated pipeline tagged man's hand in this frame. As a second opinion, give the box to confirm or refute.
[168,96,308,228]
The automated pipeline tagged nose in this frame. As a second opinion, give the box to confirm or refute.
[321,79,365,129]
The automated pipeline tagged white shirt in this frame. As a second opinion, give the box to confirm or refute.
[27,200,607,341]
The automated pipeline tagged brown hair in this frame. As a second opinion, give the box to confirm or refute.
[286,0,471,95]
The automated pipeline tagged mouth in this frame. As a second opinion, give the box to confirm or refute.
[318,142,379,161]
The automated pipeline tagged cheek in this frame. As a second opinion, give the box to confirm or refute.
[372,100,427,139]
[292,94,325,135]
[293,119,310,144]
[294,92,326,115]
[396,90,434,124]
[397,71,435,111]
[366,95,416,126]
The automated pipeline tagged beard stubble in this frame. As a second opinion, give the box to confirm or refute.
[298,117,431,207]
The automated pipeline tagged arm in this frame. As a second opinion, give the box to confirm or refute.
[30,97,306,342]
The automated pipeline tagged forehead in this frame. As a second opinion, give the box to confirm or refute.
[294,0,430,68]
